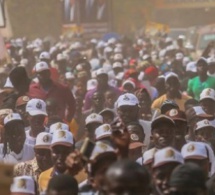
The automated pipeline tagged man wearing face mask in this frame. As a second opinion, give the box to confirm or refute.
[152,72,191,111]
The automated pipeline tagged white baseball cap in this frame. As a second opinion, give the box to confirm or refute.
[108,38,116,45]
[165,72,179,82]
[114,47,122,54]
[96,68,108,77]
[113,53,123,61]
[207,57,215,64]
[90,141,115,160]
[11,176,35,194]
[34,61,49,73]
[186,61,197,72]
[181,142,208,160]
[143,148,157,165]
[122,80,136,89]
[87,79,98,91]
[50,122,69,134]
[26,98,47,116]
[39,51,50,60]
[65,72,75,80]
[176,52,184,60]
[85,113,103,126]
[200,88,215,101]
[57,53,67,61]
[116,93,139,108]
[104,46,113,53]
[35,132,52,149]
[4,113,22,125]
[113,62,123,69]
[95,124,112,140]
[153,147,184,168]
[4,77,14,88]
[51,130,74,147]
[115,72,124,80]
[195,119,214,131]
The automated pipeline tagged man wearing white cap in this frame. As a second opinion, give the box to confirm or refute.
[38,130,86,193]
[2,113,34,164]
[29,61,76,122]
[199,88,215,115]
[152,72,191,111]
[14,132,53,183]
[11,176,36,195]
[152,147,183,195]
[114,93,151,147]
[25,98,47,150]
[83,68,121,111]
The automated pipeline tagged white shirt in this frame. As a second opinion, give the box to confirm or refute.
[139,119,152,147]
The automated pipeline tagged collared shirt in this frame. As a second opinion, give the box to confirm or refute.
[14,158,41,182]
[38,167,87,193]
[28,81,76,121]
[151,93,191,111]
[83,86,121,111]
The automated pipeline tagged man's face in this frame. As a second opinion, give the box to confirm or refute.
[92,92,104,108]
[137,91,151,110]
[37,70,51,84]
[34,148,53,171]
[195,127,215,143]
[153,163,179,195]
[105,91,117,108]
[165,78,180,94]
[16,104,29,126]
[6,122,26,154]
[151,122,175,149]
[197,62,208,75]
[96,74,108,88]
[200,99,215,115]
[51,145,73,173]
[117,105,139,125]
[28,114,45,131]
[102,113,114,124]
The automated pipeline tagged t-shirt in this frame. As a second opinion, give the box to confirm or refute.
[151,94,191,111]
[187,76,215,100]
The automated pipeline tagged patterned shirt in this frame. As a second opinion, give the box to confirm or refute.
[14,158,41,182]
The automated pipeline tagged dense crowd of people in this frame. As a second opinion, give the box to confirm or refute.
[1,34,215,194]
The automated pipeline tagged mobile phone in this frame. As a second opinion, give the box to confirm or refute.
[80,138,95,161]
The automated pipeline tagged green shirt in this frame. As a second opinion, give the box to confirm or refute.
[187,76,215,100]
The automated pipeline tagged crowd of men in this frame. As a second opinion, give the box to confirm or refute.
[1,34,215,195]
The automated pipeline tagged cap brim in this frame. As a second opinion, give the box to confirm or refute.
[129,142,144,149]
[195,125,214,131]
[28,110,47,116]
[96,134,111,141]
[36,68,50,73]
[153,161,181,168]
[86,121,102,126]
[184,155,207,160]
[51,142,73,148]
[34,145,51,149]
[117,102,138,108]
[172,118,187,122]
[200,97,215,101]
[144,159,153,165]
[152,117,175,129]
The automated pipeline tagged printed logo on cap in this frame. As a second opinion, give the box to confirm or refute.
[36,101,42,109]
[22,96,30,102]
[57,123,62,130]
[204,120,210,125]
[90,114,97,119]
[17,179,27,189]
[187,144,195,152]
[57,131,66,139]
[103,125,110,132]
[98,142,108,150]
[165,149,175,158]
[123,95,130,101]
[169,109,178,117]
[206,89,211,96]
[130,134,139,141]
[7,113,13,119]
[42,135,50,143]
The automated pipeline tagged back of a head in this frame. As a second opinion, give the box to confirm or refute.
[47,175,78,195]
[9,66,28,84]
[106,159,150,190]
[169,163,207,191]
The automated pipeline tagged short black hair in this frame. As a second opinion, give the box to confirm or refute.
[47,174,78,194]
[9,66,29,85]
